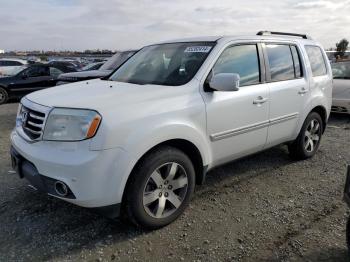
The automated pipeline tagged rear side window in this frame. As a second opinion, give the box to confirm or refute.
[7,61,22,66]
[305,46,327,76]
[212,44,260,86]
[266,44,295,81]
[0,60,22,66]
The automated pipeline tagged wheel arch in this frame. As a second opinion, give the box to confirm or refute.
[120,138,208,216]
[310,105,328,133]
[0,85,10,104]
[128,138,207,187]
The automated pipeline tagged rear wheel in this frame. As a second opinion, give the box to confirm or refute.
[0,87,8,105]
[124,146,195,229]
[288,112,323,160]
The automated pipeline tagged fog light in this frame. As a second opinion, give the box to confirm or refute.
[54,181,68,197]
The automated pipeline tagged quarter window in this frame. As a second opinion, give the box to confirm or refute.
[211,45,260,86]
[290,46,302,78]
[266,44,295,81]
[305,46,327,76]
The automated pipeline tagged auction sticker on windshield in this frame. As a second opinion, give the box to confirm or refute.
[184,46,212,53]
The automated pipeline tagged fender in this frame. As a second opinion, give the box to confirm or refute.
[123,121,212,168]
[111,122,212,204]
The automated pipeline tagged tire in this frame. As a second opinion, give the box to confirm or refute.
[123,146,195,229]
[288,112,323,160]
[0,87,8,105]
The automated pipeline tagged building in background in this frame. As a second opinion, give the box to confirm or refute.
[0,50,4,54]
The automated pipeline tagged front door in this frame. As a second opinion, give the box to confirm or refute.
[10,66,51,97]
[202,43,269,166]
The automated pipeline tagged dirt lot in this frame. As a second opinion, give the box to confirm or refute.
[0,102,349,262]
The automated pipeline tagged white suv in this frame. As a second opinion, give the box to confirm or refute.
[10,31,332,228]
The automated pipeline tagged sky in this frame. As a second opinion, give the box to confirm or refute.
[0,0,349,51]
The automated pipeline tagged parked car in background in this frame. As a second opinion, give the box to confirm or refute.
[10,32,333,229]
[48,60,80,72]
[81,62,104,71]
[0,58,28,77]
[0,63,75,104]
[56,50,136,85]
[331,61,350,114]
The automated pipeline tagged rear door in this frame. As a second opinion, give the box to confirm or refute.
[263,43,308,147]
[304,45,332,113]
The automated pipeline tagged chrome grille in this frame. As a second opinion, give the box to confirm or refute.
[21,106,46,140]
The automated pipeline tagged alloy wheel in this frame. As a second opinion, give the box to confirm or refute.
[143,162,188,219]
[304,119,321,153]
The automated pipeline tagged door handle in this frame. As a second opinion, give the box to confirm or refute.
[253,96,268,105]
[298,88,308,95]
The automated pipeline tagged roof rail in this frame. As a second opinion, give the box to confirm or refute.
[257,31,312,40]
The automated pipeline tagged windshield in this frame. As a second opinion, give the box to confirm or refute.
[109,42,215,86]
[82,62,101,71]
[100,51,135,71]
[332,62,350,79]
[0,65,27,77]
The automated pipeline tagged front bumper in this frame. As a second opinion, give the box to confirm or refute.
[332,98,350,114]
[10,146,76,198]
[10,130,135,208]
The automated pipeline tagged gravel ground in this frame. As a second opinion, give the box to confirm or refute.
[0,102,349,262]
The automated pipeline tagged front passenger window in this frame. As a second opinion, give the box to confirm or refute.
[25,67,49,77]
[211,45,261,87]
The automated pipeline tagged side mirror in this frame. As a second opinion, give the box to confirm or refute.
[209,73,240,92]
[21,74,28,79]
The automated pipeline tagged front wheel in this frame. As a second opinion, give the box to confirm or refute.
[0,87,8,105]
[124,146,195,229]
[288,112,323,160]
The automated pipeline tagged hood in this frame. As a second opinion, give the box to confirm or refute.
[25,79,191,112]
[333,79,350,99]
[58,70,112,80]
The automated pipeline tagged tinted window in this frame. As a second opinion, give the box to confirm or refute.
[266,45,295,81]
[212,45,260,86]
[290,46,302,78]
[25,66,49,77]
[305,46,327,76]
[0,60,22,66]
[7,61,22,66]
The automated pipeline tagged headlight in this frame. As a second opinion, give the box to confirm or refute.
[15,104,23,128]
[43,108,102,141]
